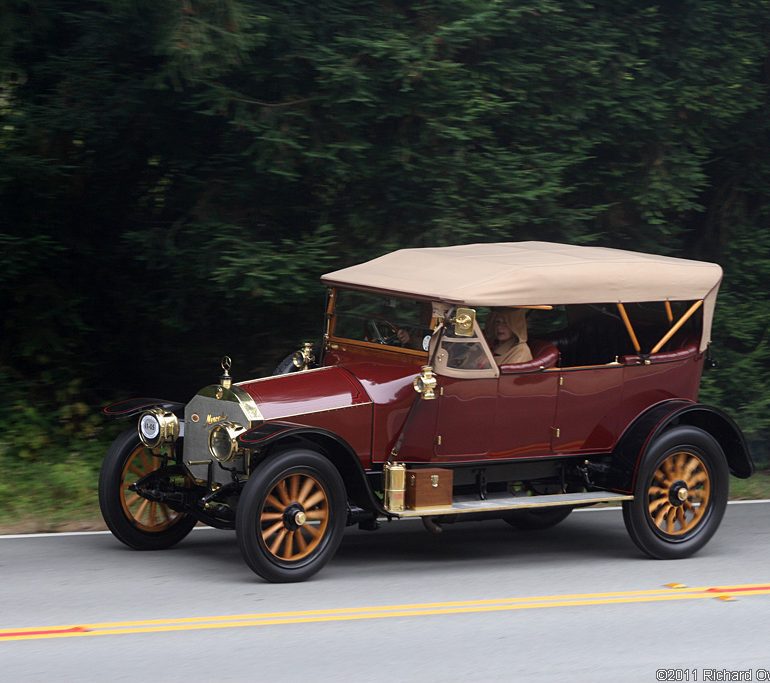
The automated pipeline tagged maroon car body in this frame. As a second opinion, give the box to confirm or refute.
[100,243,753,582]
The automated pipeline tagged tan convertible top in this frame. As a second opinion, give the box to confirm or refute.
[322,242,723,350]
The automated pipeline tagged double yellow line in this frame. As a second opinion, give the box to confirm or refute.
[2,583,769,642]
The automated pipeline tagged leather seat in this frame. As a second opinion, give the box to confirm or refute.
[499,340,559,374]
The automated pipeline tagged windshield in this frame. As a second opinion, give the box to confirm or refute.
[331,290,434,352]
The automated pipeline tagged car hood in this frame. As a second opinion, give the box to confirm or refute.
[237,367,372,421]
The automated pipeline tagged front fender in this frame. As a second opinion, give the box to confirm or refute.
[607,401,753,492]
[103,397,185,419]
[239,422,386,516]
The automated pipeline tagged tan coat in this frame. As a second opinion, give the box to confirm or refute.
[487,308,533,365]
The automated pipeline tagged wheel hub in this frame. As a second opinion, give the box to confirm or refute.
[669,480,689,507]
[283,503,307,531]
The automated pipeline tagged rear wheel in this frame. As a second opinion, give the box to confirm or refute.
[236,449,346,582]
[98,429,196,550]
[622,426,728,559]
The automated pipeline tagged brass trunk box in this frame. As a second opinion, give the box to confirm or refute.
[405,468,453,509]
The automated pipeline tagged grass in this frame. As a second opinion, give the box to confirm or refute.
[729,469,770,500]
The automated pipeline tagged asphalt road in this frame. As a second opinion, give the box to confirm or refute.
[1,502,769,682]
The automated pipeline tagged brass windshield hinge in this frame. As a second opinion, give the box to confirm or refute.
[551,427,560,439]
[435,435,442,446]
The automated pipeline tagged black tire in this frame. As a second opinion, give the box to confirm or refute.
[98,428,196,550]
[504,506,573,530]
[622,426,728,560]
[236,449,346,582]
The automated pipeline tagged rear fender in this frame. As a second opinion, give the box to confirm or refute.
[607,401,754,493]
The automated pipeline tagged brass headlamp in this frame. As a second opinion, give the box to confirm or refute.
[208,421,247,462]
[138,407,180,448]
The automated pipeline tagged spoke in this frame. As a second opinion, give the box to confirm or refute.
[305,509,328,521]
[648,497,667,515]
[690,472,708,486]
[654,503,670,527]
[127,464,144,478]
[303,489,327,509]
[269,529,288,555]
[648,486,668,496]
[297,477,315,505]
[288,475,300,502]
[304,523,322,539]
[682,456,701,480]
[260,512,283,521]
[283,531,295,559]
[261,520,285,540]
[140,449,153,472]
[158,505,170,523]
[276,480,291,506]
[670,454,683,479]
[265,494,285,512]
[295,528,308,552]
[135,499,149,521]
[666,505,676,534]
[676,506,686,529]
[148,503,158,527]
[124,492,141,507]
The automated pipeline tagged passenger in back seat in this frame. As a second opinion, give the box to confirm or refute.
[486,308,533,365]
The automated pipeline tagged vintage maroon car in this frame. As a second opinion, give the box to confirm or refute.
[100,242,753,582]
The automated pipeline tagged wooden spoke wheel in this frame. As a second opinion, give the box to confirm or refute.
[236,450,346,583]
[622,426,728,560]
[646,451,711,537]
[259,473,330,562]
[119,443,184,533]
[99,429,196,550]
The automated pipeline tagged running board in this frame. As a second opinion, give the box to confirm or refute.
[391,491,633,518]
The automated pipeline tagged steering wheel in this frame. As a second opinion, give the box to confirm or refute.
[366,318,400,345]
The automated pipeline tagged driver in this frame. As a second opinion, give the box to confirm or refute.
[485,308,532,365]
[395,301,434,350]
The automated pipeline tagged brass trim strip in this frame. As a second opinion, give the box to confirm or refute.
[326,336,429,358]
[616,303,641,353]
[544,362,623,372]
[234,366,332,386]
[651,300,703,354]
[266,401,373,421]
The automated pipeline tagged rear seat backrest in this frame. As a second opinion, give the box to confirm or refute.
[499,340,559,374]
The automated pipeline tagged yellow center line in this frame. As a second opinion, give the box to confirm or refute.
[2,582,769,642]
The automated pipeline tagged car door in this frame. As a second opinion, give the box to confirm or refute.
[432,320,498,459]
[551,364,624,453]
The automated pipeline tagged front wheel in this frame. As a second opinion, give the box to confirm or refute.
[98,429,196,550]
[236,449,346,582]
[622,426,728,560]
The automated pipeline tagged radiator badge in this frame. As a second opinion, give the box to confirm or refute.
[206,413,227,425]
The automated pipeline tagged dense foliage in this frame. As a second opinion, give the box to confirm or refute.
[1,0,769,521]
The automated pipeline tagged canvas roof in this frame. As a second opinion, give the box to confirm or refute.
[321,242,723,350]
